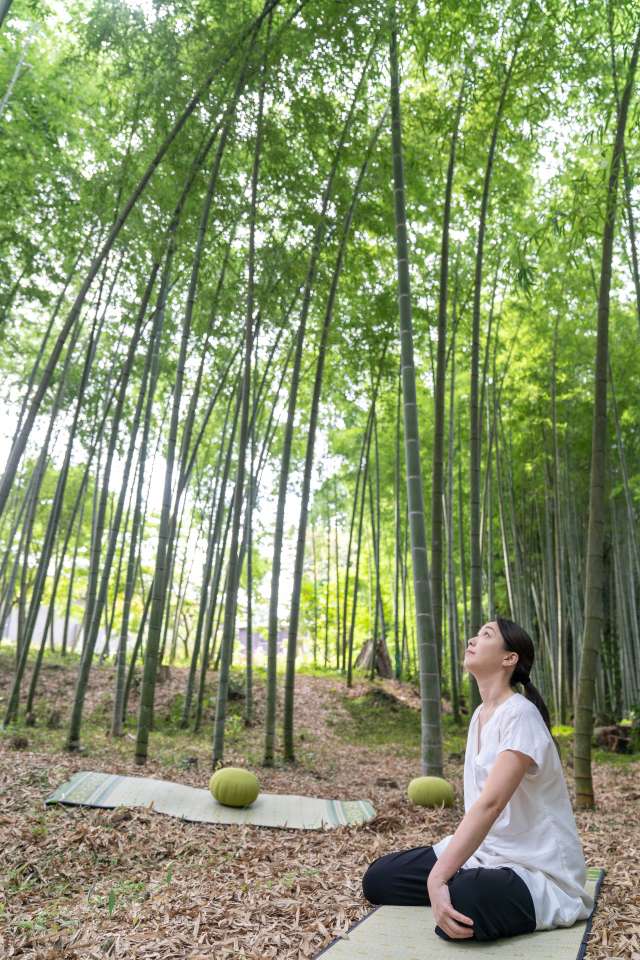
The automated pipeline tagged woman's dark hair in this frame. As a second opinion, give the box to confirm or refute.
[496,617,552,732]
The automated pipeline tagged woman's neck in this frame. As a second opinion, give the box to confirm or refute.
[477,680,515,712]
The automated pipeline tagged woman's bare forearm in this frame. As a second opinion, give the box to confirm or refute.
[428,800,501,885]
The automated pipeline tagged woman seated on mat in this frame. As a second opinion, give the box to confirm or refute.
[362,617,594,942]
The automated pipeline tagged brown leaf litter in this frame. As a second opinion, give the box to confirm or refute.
[0,659,637,959]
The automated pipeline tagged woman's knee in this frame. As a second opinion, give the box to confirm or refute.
[361,854,390,904]
[447,869,534,942]
[362,846,437,906]
[447,871,494,939]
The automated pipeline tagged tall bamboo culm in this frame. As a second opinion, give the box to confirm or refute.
[574,22,640,809]
[389,1,442,776]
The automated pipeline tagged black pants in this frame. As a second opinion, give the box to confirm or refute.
[362,845,536,942]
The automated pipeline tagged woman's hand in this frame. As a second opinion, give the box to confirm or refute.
[427,874,475,940]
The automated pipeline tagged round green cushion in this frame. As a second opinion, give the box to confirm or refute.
[407,776,454,808]
[209,767,260,808]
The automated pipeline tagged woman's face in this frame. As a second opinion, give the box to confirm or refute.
[463,621,517,678]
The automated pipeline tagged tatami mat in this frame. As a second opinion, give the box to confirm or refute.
[46,769,376,831]
[315,868,604,958]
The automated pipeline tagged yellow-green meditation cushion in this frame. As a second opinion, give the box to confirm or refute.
[209,767,260,808]
[407,776,454,808]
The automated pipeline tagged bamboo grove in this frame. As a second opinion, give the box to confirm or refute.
[1,0,640,809]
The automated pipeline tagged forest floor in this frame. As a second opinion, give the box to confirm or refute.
[0,652,639,960]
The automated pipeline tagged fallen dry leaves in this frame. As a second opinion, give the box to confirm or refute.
[0,661,637,959]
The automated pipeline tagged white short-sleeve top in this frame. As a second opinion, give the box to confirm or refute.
[432,692,594,930]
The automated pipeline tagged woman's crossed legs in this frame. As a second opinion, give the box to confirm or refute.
[362,845,536,942]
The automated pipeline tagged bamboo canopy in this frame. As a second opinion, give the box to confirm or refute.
[0,0,639,812]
